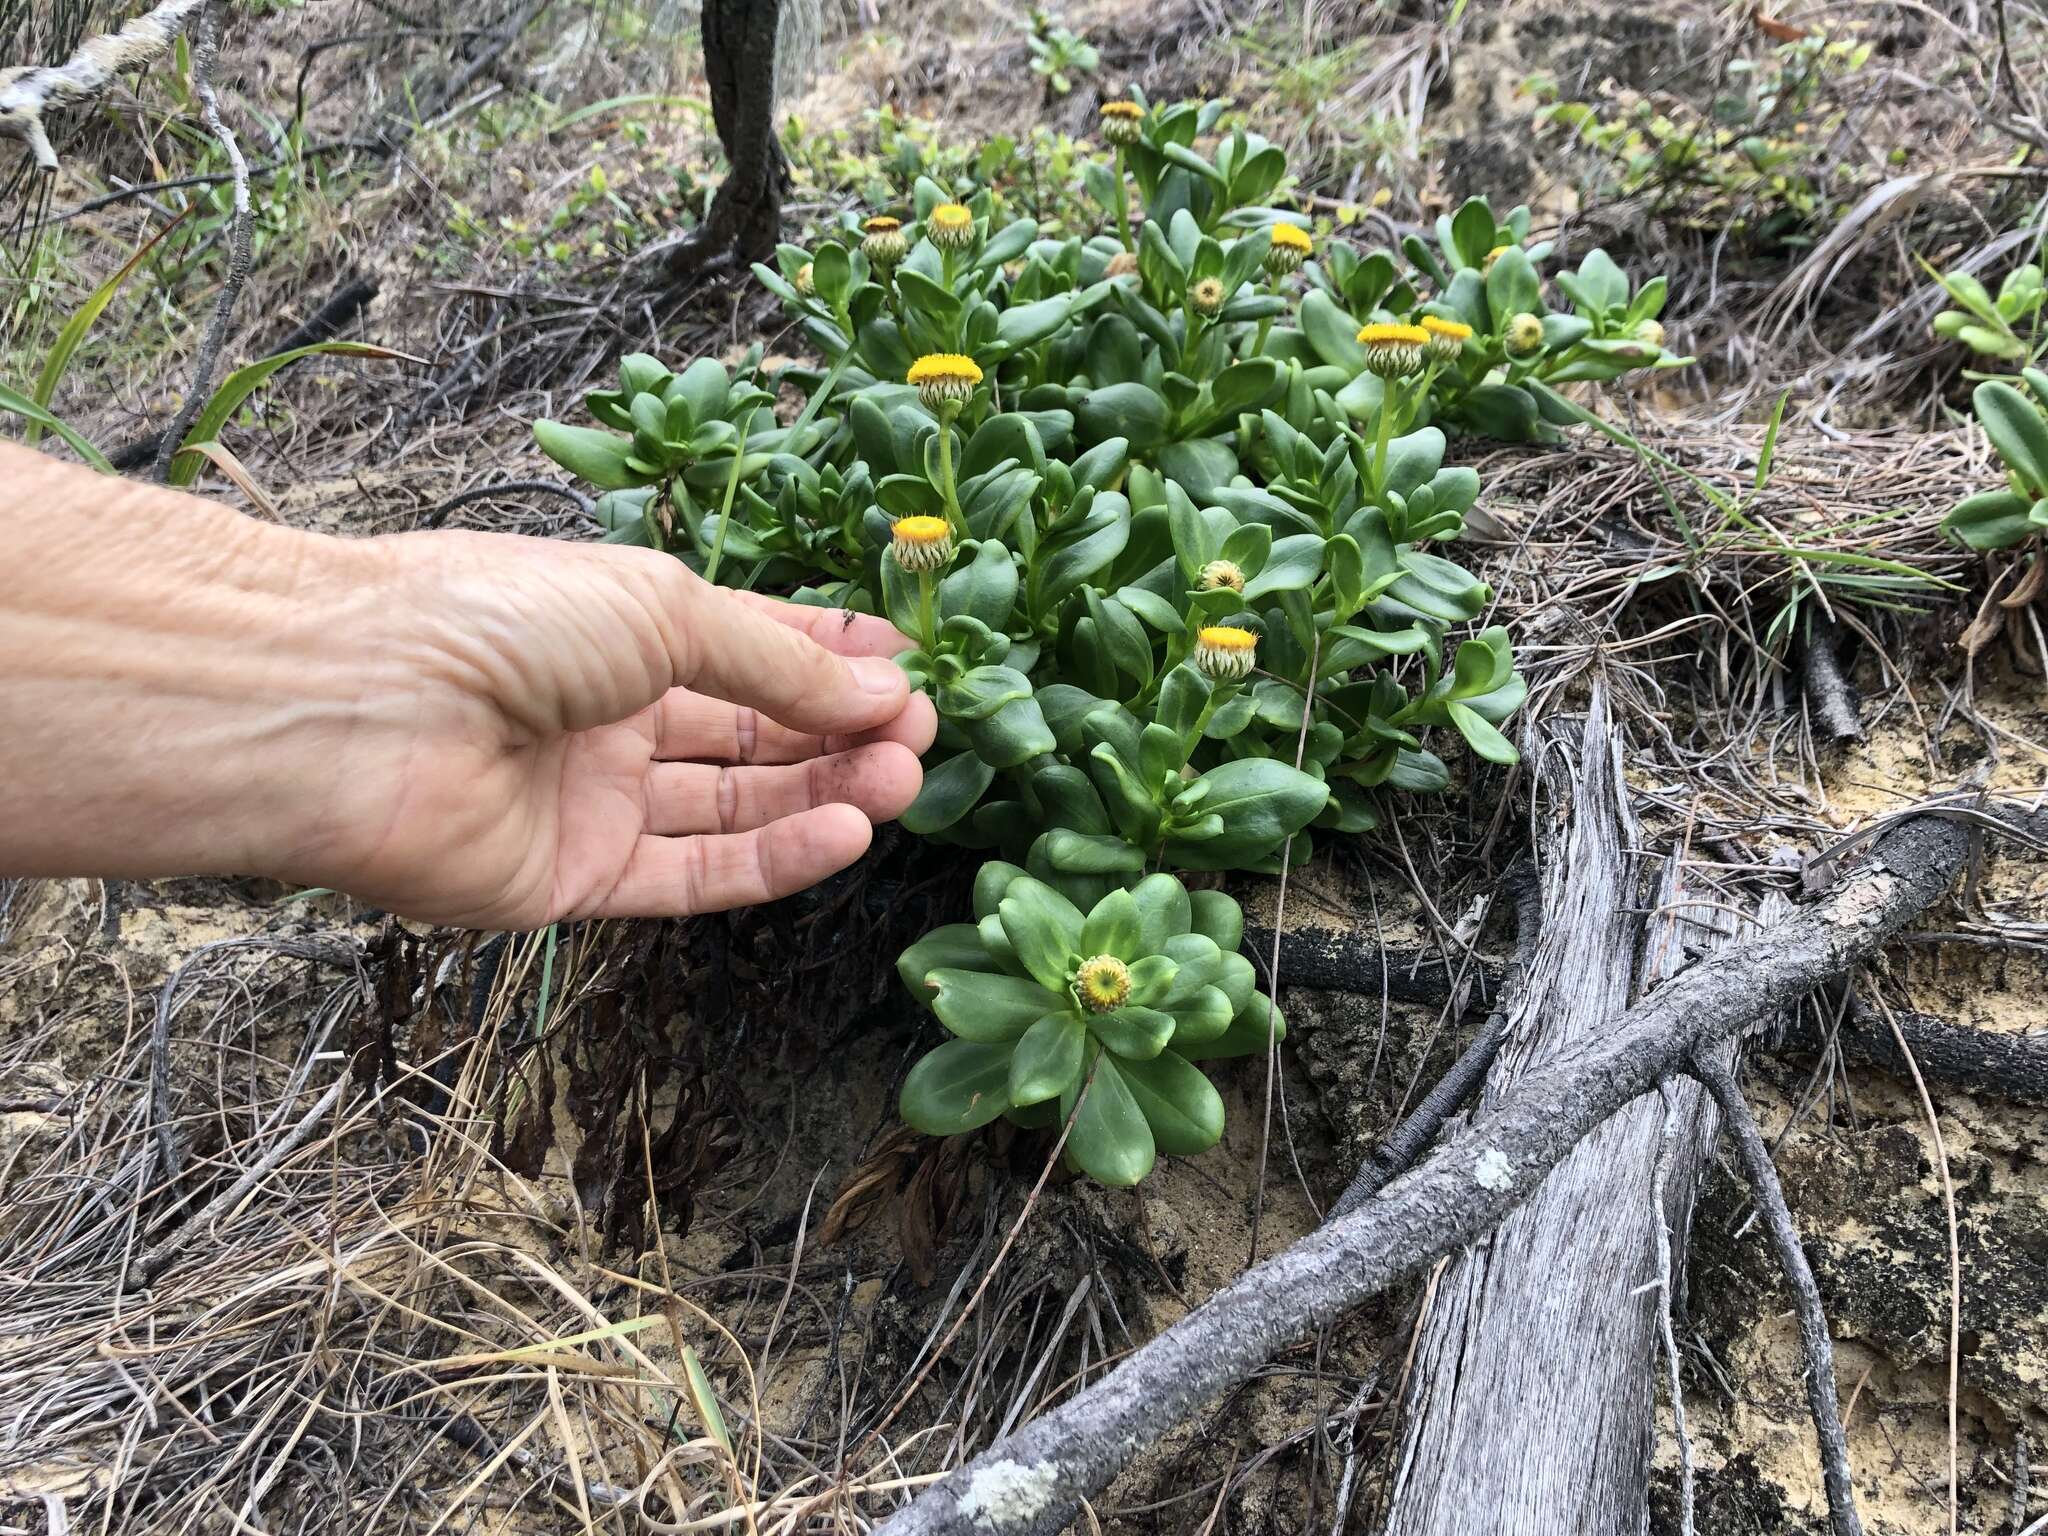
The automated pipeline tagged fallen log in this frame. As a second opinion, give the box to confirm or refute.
[1381,696,1736,1536]
[873,803,2039,1536]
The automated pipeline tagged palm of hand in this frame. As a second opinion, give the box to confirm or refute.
[304,534,932,930]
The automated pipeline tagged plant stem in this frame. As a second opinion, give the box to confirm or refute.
[1186,679,1237,747]
[936,407,965,534]
[1112,147,1134,252]
[703,405,757,587]
[1251,279,1277,358]
[917,569,937,654]
[1369,378,1399,497]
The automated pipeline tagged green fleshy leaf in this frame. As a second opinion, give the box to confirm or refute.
[926,970,1064,1042]
[1187,889,1243,953]
[1010,1012,1087,1105]
[1065,1053,1156,1186]
[897,924,991,999]
[901,1040,1014,1135]
[1090,1004,1176,1060]
[1080,888,1144,962]
[998,877,1087,991]
[1130,872,1194,953]
[1119,1053,1226,1156]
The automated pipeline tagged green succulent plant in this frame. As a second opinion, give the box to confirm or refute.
[1946,372,2048,552]
[529,97,1687,1183]
[895,866,1280,1185]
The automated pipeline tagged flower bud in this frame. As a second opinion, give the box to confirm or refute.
[1480,243,1515,276]
[1075,954,1131,1013]
[1187,276,1226,318]
[1199,559,1245,593]
[1632,318,1665,350]
[1263,223,1312,277]
[862,215,907,268]
[927,202,975,251]
[1105,250,1139,279]
[1100,100,1144,147]
[906,352,983,414]
[1504,312,1545,358]
[889,515,955,572]
[1355,322,1430,379]
[1420,314,1474,363]
[1193,625,1257,682]
[794,261,814,296]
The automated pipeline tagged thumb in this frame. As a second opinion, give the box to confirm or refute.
[664,570,912,735]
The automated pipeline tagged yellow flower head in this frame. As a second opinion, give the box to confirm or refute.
[1199,559,1245,593]
[794,261,815,296]
[1188,276,1226,317]
[1480,244,1516,275]
[1263,221,1312,276]
[1100,100,1144,146]
[927,202,975,250]
[1075,954,1132,1013]
[1261,222,1310,280]
[1504,311,1545,358]
[862,215,907,266]
[907,352,983,413]
[1420,313,1474,361]
[1193,625,1258,682]
[1356,322,1430,378]
[889,515,955,572]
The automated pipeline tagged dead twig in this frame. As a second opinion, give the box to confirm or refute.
[1690,1056,1863,1536]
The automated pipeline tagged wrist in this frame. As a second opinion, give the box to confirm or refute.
[0,450,408,885]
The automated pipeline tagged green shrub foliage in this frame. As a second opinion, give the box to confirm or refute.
[536,95,1683,1182]
[1946,371,2048,553]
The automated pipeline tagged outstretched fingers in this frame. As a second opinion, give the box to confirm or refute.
[593,805,876,917]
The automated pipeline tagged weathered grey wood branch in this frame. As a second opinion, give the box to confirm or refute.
[0,0,206,171]
[1381,696,1735,1536]
[874,803,2038,1536]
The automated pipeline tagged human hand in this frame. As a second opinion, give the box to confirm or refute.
[290,531,935,929]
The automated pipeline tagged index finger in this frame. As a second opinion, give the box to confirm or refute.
[664,570,913,737]
[725,590,915,660]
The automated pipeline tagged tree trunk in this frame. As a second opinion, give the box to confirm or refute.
[665,0,787,280]
[1380,688,1739,1536]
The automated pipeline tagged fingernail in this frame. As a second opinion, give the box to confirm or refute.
[851,656,906,695]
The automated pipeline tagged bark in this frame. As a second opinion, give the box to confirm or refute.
[1381,695,1735,1536]
[664,0,787,280]
[1801,618,1864,744]
[875,803,2032,1536]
